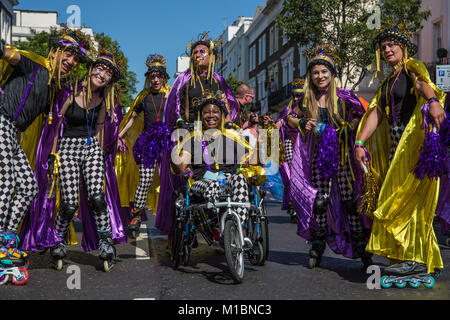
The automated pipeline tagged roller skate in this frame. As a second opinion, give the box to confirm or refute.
[98,231,116,272]
[127,209,142,239]
[308,230,326,269]
[0,251,29,286]
[380,261,440,289]
[50,235,66,271]
[0,232,29,268]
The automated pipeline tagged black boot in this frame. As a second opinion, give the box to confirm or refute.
[309,229,326,269]
[351,233,373,270]
[287,203,297,224]
[384,261,427,276]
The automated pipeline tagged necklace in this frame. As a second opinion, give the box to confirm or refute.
[384,68,402,120]
[85,106,96,146]
[149,92,164,122]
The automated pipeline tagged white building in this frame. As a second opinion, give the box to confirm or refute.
[0,0,18,45]
[12,9,97,49]
[217,16,254,83]
[174,56,190,79]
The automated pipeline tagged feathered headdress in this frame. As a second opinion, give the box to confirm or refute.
[291,78,305,94]
[144,54,169,89]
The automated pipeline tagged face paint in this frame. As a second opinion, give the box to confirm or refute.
[199,49,208,57]
[324,71,331,79]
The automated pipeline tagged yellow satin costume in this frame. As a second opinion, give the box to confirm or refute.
[114,84,171,214]
[357,58,446,273]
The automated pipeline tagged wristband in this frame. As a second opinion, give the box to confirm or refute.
[355,140,364,147]
[428,97,439,104]
[0,41,4,59]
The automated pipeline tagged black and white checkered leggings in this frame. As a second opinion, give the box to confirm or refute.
[310,143,362,234]
[133,164,156,211]
[389,123,406,165]
[284,137,293,165]
[54,136,110,235]
[189,173,249,221]
[0,115,38,234]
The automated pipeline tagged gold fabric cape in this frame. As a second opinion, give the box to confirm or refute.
[356,59,446,273]
[114,84,171,213]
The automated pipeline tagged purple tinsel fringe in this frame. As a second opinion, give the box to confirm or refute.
[414,104,449,180]
[316,124,339,180]
[440,113,450,146]
[133,121,173,169]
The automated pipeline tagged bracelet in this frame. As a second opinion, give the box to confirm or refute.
[428,97,439,104]
[354,144,365,149]
[355,140,364,147]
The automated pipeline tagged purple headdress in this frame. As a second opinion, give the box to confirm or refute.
[414,104,449,180]
[316,124,340,180]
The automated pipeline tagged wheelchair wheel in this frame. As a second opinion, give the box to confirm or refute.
[171,220,183,269]
[260,217,269,262]
[247,216,264,266]
[223,219,244,283]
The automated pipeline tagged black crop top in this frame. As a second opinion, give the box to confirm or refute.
[62,99,102,138]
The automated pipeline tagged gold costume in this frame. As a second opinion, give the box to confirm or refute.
[357,59,446,273]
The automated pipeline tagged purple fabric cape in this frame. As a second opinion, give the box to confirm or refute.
[19,86,127,252]
[155,70,239,234]
[289,89,372,259]
[276,99,301,211]
[436,154,450,235]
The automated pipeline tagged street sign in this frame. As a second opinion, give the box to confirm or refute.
[436,65,450,91]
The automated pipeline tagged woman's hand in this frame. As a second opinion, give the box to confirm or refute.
[354,147,367,170]
[429,101,447,131]
[305,119,317,132]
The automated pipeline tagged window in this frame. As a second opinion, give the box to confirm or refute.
[258,34,266,65]
[249,44,256,71]
[433,22,442,60]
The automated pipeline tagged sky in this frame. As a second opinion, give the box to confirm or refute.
[16,0,265,89]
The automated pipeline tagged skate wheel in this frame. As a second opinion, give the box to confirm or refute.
[54,259,63,271]
[11,268,29,286]
[380,275,392,288]
[0,274,9,285]
[103,260,114,272]
[408,280,421,288]
[394,279,407,288]
[423,276,435,288]
[446,237,450,247]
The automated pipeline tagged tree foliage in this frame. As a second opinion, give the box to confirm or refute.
[276,0,431,90]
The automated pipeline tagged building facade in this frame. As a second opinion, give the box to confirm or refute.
[12,9,96,48]
[0,0,18,45]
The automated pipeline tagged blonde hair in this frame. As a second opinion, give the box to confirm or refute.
[302,66,344,127]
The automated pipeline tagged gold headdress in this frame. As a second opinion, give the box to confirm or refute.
[368,21,418,86]
[185,31,223,87]
[305,43,340,72]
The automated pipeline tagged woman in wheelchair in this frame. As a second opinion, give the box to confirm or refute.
[171,91,253,224]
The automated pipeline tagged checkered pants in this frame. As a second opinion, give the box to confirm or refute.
[190,173,249,221]
[389,123,406,165]
[54,136,110,235]
[0,115,38,234]
[310,144,361,233]
[133,163,156,210]
[284,137,293,165]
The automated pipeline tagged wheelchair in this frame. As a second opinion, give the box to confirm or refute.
[170,173,269,284]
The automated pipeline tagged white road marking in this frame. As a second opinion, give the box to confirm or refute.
[135,224,151,260]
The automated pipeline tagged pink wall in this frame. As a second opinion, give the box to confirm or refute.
[417,0,449,64]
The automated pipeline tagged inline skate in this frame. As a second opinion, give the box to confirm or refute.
[98,231,116,272]
[380,261,441,288]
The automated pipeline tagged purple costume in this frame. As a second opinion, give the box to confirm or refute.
[19,86,127,252]
[289,88,372,259]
